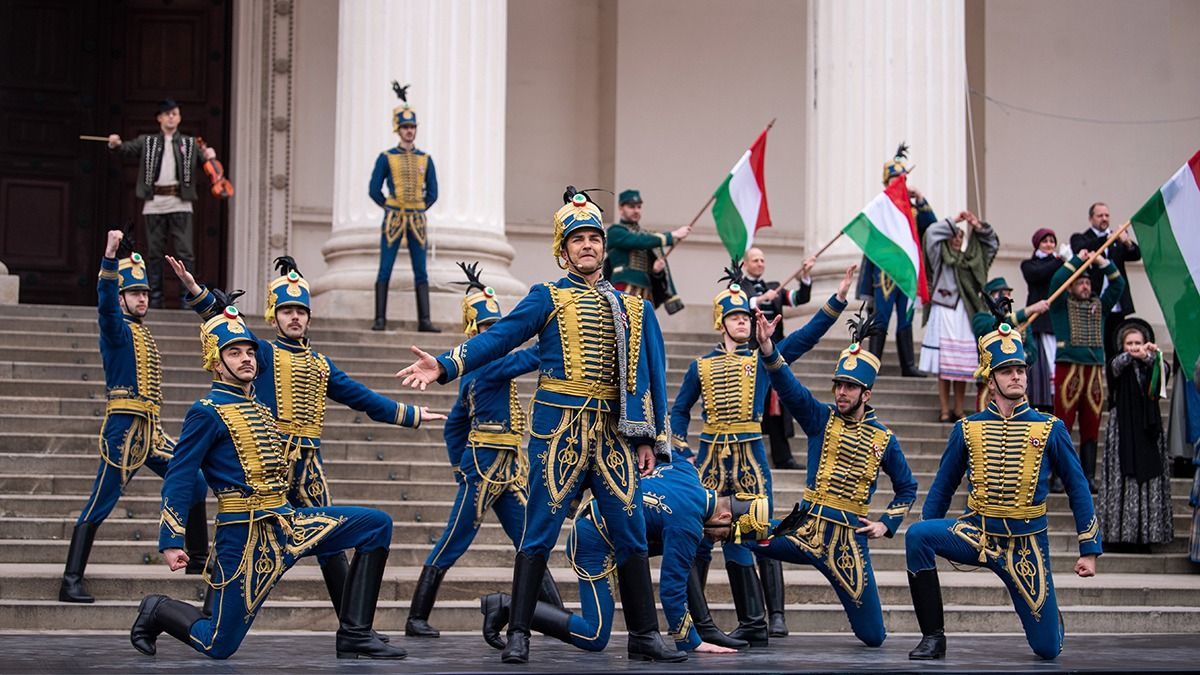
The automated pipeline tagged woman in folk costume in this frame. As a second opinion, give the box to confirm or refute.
[1020,229,1066,412]
[1100,318,1173,549]
[919,209,999,422]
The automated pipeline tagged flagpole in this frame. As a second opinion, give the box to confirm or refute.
[1017,220,1133,331]
[665,118,777,260]
[770,232,844,290]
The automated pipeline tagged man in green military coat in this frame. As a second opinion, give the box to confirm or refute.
[606,189,691,305]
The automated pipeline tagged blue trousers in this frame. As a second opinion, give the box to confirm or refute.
[285,446,348,566]
[874,285,913,333]
[78,416,206,526]
[376,227,427,286]
[186,505,393,660]
[752,516,885,647]
[518,404,647,564]
[554,503,618,651]
[425,447,528,569]
[694,437,772,566]
[906,518,1063,660]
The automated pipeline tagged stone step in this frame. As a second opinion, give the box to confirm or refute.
[2,536,1191,573]
[5,564,1198,608]
[4,597,1198,634]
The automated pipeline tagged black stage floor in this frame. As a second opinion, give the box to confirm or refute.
[1,632,1195,674]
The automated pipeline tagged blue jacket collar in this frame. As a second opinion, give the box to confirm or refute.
[835,404,878,425]
[211,380,256,401]
[273,334,310,353]
[985,398,1031,420]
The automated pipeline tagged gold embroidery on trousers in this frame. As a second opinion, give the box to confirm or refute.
[532,406,638,514]
[949,520,1048,619]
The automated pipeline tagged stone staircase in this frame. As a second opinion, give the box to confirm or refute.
[0,302,1196,636]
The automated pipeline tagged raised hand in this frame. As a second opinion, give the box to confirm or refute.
[395,345,443,391]
[165,255,202,296]
[1027,299,1050,316]
[105,229,124,258]
[754,309,781,356]
[837,264,859,301]
[799,255,818,279]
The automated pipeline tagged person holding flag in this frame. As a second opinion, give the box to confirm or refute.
[854,145,938,378]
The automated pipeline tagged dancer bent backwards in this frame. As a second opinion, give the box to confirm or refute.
[61,229,208,604]
[407,262,564,637]
[130,307,403,660]
[397,187,680,663]
[670,264,854,644]
[750,306,917,647]
[481,458,769,655]
[905,324,1101,660]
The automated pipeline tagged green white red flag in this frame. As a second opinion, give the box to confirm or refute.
[841,173,930,305]
[712,127,771,260]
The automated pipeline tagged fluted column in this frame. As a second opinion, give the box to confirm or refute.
[805,0,966,255]
[312,0,523,322]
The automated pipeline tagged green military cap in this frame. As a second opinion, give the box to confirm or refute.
[618,189,642,205]
[983,277,1013,295]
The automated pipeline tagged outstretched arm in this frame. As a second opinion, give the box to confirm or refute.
[158,405,215,564]
[327,357,442,428]
[97,230,127,342]
[921,422,968,521]
[776,265,855,363]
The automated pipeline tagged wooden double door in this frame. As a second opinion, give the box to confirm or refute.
[0,0,232,306]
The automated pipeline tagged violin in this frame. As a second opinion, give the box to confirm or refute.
[196,137,234,199]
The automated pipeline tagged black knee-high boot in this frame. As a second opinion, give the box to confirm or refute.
[501,551,546,664]
[322,552,391,642]
[372,281,388,331]
[687,562,747,649]
[539,569,565,608]
[184,502,208,575]
[1079,441,1099,494]
[415,282,440,333]
[406,564,447,637]
[130,594,204,656]
[618,553,687,662]
[758,557,789,637]
[725,561,768,647]
[907,569,946,660]
[480,592,574,650]
[897,326,926,377]
[59,522,97,603]
[335,548,407,659]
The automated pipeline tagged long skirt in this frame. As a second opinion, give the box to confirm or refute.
[1190,441,1200,563]
[1100,413,1174,545]
[919,300,976,382]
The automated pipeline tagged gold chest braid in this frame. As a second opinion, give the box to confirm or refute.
[547,285,618,388]
[273,348,331,439]
[129,322,163,405]
[385,151,427,210]
[1066,297,1103,347]
[807,415,890,516]
[698,353,757,424]
[963,418,1053,518]
[209,399,290,496]
[509,381,526,434]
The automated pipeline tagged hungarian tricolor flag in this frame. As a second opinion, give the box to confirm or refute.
[842,173,930,305]
[1131,149,1200,370]
[712,127,771,260]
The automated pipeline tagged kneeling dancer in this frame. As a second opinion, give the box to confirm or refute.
[130,307,404,660]
[905,324,1101,660]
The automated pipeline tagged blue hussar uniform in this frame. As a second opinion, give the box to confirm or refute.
[670,276,847,642]
[434,189,681,663]
[370,82,440,332]
[753,336,917,648]
[905,325,1102,660]
[479,460,771,654]
[60,253,209,603]
[184,259,418,629]
[406,263,563,638]
[129,307,404,661]
[855,145,935,376]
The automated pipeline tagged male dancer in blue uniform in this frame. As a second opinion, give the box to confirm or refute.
[60,229,208,603]
[406,262,562,637]
[168,254,440,636]
[370,81,439,332]
[397,187,681,663]
[905,324,1101,660]
[479,459,768,656]
[129,306,404,660]
[751,306,917,647]
[670,263,854,644]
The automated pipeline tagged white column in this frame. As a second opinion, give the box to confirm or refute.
[312,0,523,322]
[805,0,966,255]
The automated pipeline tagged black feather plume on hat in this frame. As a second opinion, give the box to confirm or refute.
[210,287,245,309]
[391,81,409,103]
[561,185,609,213]
[273,256,302,278]
[845,302,885,344]
[894,142,910,161]
[455,261,487,294]
[981,290,1014,331]
[718,259,745,289]
[116,221,137,259]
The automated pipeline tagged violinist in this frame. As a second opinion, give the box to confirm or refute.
[107,98,219,308]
